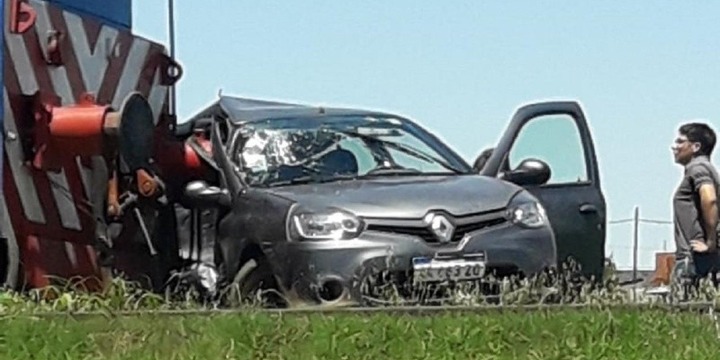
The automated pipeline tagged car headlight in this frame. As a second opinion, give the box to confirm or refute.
[507,192,547,228]
[290,208,364,241]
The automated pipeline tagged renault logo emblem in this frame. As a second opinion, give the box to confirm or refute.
[424,213,455,243]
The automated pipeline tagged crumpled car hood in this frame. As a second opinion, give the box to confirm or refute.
[264,175,522,219]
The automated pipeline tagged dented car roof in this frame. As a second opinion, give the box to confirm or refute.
[187,96,401,124]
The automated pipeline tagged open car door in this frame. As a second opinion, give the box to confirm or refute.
[479,101,606,280]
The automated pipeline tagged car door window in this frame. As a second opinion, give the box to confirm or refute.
[507,114,589,184]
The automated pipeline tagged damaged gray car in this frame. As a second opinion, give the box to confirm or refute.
[180,96,606,307]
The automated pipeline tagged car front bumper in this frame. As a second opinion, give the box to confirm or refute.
[268,220,556,307]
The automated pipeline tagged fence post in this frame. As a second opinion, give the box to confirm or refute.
[633,206,639,283]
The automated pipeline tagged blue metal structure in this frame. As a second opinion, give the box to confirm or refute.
[47,0,131,29]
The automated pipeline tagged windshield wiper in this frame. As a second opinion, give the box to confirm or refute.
[338,130,466,174]
[265,175,315,187]
[361,167,423,178]
[265,173,358,187]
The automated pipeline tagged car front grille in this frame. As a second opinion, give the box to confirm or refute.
[366,215,507,244]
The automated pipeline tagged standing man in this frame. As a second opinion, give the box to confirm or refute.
[671,122,719,295]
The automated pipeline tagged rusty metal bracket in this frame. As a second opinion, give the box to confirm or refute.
[158,54,183,86]
[136,169,158,197]
[10,0,36,34]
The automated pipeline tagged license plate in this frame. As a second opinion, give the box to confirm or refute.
[412,257,486,284]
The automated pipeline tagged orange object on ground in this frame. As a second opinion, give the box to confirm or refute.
[650,252,676,286]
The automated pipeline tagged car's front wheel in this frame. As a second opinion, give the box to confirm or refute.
[226,257,287,308]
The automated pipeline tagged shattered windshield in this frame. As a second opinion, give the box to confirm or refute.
[233,115,467,187]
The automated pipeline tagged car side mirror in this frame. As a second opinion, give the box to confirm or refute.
[502,158,551,186]
[184,180,232,209]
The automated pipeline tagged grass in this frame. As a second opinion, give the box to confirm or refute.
[0,308,719,359]
[2,258,720,313]
[1,260,720,358]
[0,276,204,314]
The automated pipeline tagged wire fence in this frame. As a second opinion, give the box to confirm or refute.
[609,218,672,225]
[607,210,674,272]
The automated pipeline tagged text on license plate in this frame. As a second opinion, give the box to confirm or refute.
[412,258,485,283]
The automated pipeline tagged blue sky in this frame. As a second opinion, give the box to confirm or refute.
[132,2,720,270]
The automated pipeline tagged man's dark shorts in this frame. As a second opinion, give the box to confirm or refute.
[672,253,720,285]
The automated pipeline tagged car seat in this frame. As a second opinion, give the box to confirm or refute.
[316,147,359,177]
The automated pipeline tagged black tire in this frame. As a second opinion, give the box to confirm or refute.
[227,258,286,308]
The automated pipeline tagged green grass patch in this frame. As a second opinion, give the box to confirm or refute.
[5,258,720,313]
[1,308,719,359]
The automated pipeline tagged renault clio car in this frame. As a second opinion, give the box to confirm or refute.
[181,96,606,307]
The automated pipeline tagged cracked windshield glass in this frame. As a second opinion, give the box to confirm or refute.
[235,115,465,187]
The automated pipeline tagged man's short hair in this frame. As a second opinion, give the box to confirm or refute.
[679,122,716,156]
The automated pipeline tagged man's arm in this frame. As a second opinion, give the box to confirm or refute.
[688,163,718,253]
[698,183,718,251]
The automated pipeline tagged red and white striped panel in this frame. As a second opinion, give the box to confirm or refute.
[3,0,170,286]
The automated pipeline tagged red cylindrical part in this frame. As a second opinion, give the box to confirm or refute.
[183,143,203,170]
[154,135,212,180]
[48,104,111,156]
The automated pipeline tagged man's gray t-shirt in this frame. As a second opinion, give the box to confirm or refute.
[673,155,720,259]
